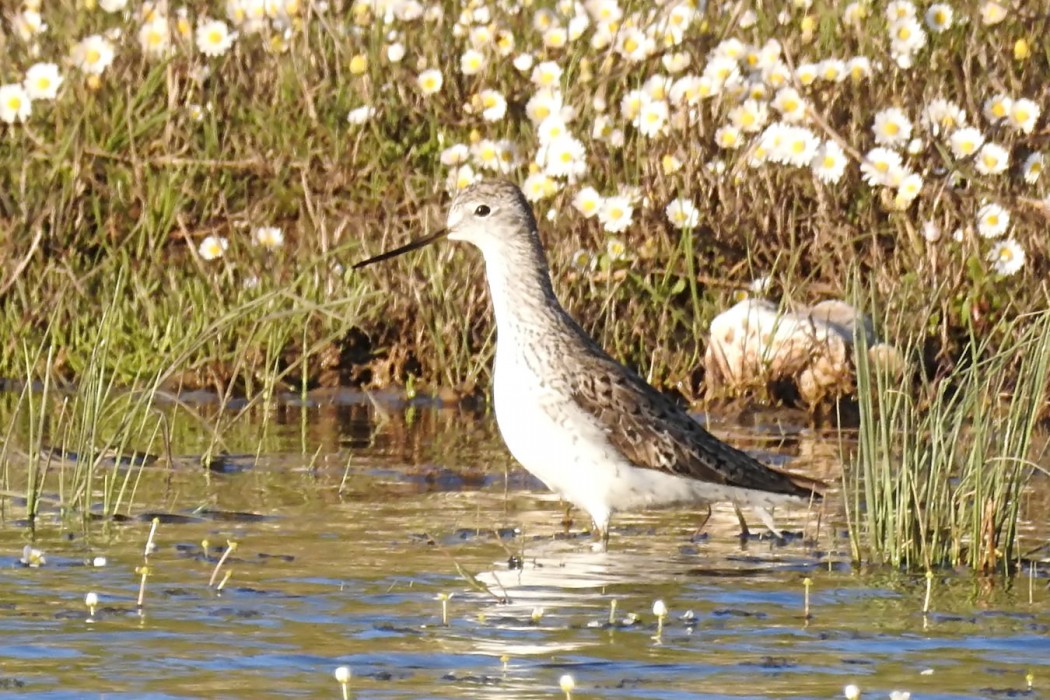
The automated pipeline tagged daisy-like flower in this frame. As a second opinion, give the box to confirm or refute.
[522,172,557,202]
[703,55,740,90]
[772,125,821,167]
[619,88,647,122]
[982,93,1012,124]
[605,237,628,261]
[476,89,507,122]
[196,19,236,57]
[387,42,406,62]
[949,127,984,158]
[598,195,633,233]
[772,87,807,122]
[976,202,1010,238]
[980,1,1007,25]
[512,53,534,72]
[526,87,563,123]
[974,142,1009,175]
[860,147,904,186]
[662,52,691,73]
[542,26,568,49]
[818,58,847,83]
[471,139,503,171]
[23,63,62,101]
[885,0,917,21]
[846,56,873,81]
[922,220,942,242]
[138,15,171,58]
[728,99,769,133]
[1022,152,1044,184]
[665,198,700,230]
[889,17,926,56]
[347,105,375,125]
[811,140,848,184]
[924,3,953,32]
[987,238,1025,276]
[460,48,486,75]
[922,98,966,136]
[895,172,923,205]
[447,164,480,191]
[198,235,229,260]
[571,248,596,271]
[635,99,669,137]
[12,9,47,42]
[1007,98,1040,134]
[538,115,572,145]
[72,34,116,75]
[795,62,819,86]
[616,26,654,62]
[101,0,129,11]
[0,84,32,124]
[416,68,443,95]
[714,124,743,149]
[873,107,913,148]
[440,143,469,166]
[572,186,603,218]
[253,226,284,248]
[537,134,588,179]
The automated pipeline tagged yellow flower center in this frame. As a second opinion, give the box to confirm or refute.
[86,48,101,64]
[7,96,21,110]
[208,29,222,45]
[823,155,836,168]
[624,38,638,53]
[885,122,899,135]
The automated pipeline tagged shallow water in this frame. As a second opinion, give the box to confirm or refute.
[1,393,1048,699]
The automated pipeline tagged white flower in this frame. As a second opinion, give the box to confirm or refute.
[23,63,62,101]
[416,68,443,95]
[522,172,557,202]
[980,1,1007,25]
[987,239,1025,276]
[771,125,820,167]
[253,226,285,248]
[440,143,469,166]
[447,164,480,191]
[636,99,669,137]
[976,203,1010,238]
[872,107,913,147]
[542,26,567,49]
[665,198,699,230]
[598,195,633,233]
[1007,98,1040,134]
[983,93,1012,124]
[895,172,923,204]
[477,89,507,122]
[846,56,873,81]
[860,147,904,186]
[572,186,603,218]
[923,98,966,136]
[100,0,129,11]
[818,58,847,83]
[922,220,941,242]
[386,42,406,62]
[662,51,691,73]
[72,34,116,75]
[347,105,375,125]
[460,48,486,75]
[924,3,953,32]
[537,134,588,179]
[198,235,229,260]
[728,99,768,133]
[512,53,534,72]
[772,87,807,122]
[526,88,563,123]
[811,140,848,184]
[949,127,984,159]
[714,124,743,150]
[889,17,926,56]
[139,15,171,58]
[12,10,47,42]
[196,19,236,57]
[974,142,1009,175]
[1022,152,1043,184]
[471,139,503,171]
[885,0,917,21]
[795,62,819,87]
[531,60,563,87]
[0,84,32,124]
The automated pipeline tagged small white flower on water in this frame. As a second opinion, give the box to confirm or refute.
[20,545,46,567]
[85,591,99,608]
[976,203,1009,238]
[889,691,912,700]
[92,556,108,567]
[334,666,352,683]
[559,674,576,692]
[987,239,1025,276]
[198,235,229,260]
[843,683,861,700]
[665,198,699,230]
[652,599,668,617]
[346,105,375,125]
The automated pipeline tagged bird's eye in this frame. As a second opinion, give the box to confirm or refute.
[474,204,491,217]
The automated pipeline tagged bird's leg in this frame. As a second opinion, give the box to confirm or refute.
[691,505,713,540]
[561,501,574,534]
[733,504,751,540]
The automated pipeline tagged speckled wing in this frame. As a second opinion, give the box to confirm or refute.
[568,353,823,499]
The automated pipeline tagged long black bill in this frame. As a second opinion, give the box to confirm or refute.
[352,228,449,270]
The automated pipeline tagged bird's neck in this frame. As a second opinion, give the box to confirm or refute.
[479,236,566,342]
